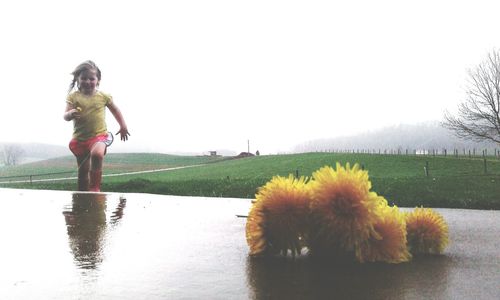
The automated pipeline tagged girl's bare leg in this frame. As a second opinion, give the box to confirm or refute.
[76,155,90,191]
[89,142,107,192]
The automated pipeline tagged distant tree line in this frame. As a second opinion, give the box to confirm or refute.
[293,122,498,155]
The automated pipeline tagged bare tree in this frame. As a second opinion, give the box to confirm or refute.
[3,144,24,166]
[443,50,500,144]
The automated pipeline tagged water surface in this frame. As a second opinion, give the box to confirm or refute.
[0,188,498,299]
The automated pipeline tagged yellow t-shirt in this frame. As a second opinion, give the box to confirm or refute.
[66,91,113,141]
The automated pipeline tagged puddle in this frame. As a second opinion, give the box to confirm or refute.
[0,188,498,299]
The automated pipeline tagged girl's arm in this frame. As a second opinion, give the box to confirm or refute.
[64,103,80,121]
[107,102,130,141]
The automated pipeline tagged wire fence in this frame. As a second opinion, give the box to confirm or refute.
[0,171,75,184]
[304,148,500,158]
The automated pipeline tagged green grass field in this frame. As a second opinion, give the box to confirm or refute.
[1,152,499,209]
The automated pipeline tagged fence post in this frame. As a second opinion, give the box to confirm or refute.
[484,158,487,174]
[295,169,299,179]
[424,161,429,177]
[30,175,33,185]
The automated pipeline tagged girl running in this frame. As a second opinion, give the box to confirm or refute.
[64,60,130,192]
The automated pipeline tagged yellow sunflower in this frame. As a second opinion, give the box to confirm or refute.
[308,163,386,256]
[246,175,310,257]
[357,205,412,263]
[405,207,449,254]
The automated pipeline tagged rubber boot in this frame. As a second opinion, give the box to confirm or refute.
[89,170,102,192]
[78,172,89,191]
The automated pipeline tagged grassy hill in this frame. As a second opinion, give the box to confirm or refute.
[0,153,225,176]
[1,152,499,209]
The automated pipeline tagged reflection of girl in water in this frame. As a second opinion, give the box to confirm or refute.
[63,193,126,269]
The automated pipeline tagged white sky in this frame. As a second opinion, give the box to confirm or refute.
[1,0,499,154]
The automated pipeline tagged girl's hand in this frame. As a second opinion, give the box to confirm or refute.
[65,108,81,120]
[116,127,130,141]
[72,108,82,119]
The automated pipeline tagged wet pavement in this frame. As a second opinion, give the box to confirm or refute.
[0,188,498,299]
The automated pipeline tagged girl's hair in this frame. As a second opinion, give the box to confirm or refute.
[68,60,102,93]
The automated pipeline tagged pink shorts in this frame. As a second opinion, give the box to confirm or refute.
[69,134,109,157]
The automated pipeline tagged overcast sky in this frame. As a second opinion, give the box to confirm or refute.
[1,0,499,154]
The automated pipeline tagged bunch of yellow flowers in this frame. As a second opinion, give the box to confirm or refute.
[245,163,449,263]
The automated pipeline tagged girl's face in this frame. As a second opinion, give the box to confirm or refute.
[78,69,99,95]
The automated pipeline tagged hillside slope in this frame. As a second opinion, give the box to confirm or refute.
[0,143,69,165]
[294,121,498,152]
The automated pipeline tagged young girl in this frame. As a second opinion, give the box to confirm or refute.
[64,60,130,192]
